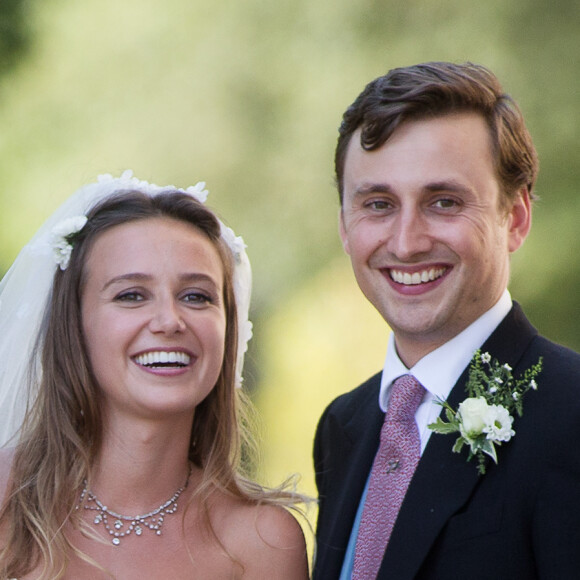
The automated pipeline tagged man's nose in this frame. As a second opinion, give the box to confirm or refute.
[388,208,433,261]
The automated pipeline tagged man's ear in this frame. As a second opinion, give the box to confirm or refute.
[507,186,532,253]
[338,209,350,254]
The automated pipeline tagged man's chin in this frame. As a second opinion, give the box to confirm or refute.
[384,308,456,345]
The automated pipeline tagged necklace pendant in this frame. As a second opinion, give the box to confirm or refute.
[79,465,191,547]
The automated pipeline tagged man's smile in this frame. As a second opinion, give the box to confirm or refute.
[388,266,447,286]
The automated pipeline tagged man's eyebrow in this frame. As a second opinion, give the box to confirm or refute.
[423,180,473,195]
[352,183,395,196]
[352,180,474,196]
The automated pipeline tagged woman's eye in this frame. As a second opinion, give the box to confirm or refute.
[115,291,145,302]
[182,291,213,305]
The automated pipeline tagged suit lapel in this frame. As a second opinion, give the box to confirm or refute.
[378,303,538,579]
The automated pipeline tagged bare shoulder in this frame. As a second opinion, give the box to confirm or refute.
[217,497,309,579]
[239,503,309,579]
[253,503,306,551]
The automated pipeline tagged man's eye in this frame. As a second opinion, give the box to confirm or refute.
[433,198,457,209]
[367,200,392,210]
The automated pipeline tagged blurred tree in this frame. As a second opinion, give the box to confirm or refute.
[0,0,32,77]
[495,0,580,349]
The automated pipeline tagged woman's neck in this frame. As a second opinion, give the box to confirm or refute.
[88,414,195,514]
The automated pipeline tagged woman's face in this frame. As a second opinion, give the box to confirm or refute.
[81,217,226,424]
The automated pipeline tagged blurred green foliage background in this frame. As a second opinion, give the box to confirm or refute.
[1,0,579,548]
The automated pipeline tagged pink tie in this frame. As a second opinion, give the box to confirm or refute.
[352,374,425,579]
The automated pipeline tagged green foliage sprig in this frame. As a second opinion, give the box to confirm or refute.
[428,351,543,474]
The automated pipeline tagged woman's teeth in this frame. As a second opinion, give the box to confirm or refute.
[134,351,191,367]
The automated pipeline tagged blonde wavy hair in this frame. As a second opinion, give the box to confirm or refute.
[0,191,305,579]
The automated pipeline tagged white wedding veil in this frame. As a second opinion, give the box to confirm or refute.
[0,171,252,448]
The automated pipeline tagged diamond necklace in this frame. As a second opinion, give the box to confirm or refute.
[78,465,192,546]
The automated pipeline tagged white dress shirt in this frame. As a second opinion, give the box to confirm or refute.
[379,289,513,453]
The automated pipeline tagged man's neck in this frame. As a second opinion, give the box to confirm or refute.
[393,292,513,368]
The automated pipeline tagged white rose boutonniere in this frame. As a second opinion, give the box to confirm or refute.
[428,350,543,474]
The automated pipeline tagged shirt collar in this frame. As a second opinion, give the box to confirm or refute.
[379,290,513,411]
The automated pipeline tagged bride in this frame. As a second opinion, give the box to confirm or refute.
[0,173,309,579]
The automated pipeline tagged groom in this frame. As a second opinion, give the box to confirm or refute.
[313,62,580,579]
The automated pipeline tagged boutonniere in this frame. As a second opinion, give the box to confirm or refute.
[428,350,543,474]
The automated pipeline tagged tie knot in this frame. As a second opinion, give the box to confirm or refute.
[388,374,425,422]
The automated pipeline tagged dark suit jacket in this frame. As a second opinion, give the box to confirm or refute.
[313,304,580,579]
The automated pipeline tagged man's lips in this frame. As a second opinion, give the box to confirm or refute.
[389,266,447,286]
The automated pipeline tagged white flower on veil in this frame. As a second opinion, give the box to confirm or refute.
[50,215,88,270]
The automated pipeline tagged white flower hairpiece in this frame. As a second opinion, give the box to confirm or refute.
[50,215,88,270]
[47,170,212,272]
[96,170,210,204]
[428,350,543,474]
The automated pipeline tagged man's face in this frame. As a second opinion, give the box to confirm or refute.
[340,112,530,367]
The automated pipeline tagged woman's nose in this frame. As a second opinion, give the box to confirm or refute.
[148,299,186,334]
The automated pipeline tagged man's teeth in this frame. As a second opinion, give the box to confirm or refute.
[390,267,446,285]
[134,351,191,367]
